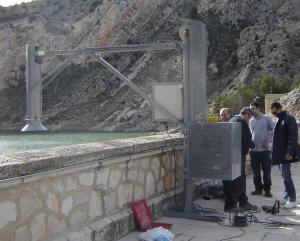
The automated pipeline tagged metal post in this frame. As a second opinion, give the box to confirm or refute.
[183,20,208,212]
[164,20,224,221]
[21,45,47,131]
[182,25,193,213]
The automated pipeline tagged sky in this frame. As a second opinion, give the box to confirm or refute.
[0,0,35,7]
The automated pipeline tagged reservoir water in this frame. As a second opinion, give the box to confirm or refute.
[0,132,151,154]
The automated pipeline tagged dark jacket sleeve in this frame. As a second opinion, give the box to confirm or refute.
[287,115,298,155]
[242,121,255,150]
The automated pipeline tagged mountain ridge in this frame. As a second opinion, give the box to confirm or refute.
[0,0,299,130]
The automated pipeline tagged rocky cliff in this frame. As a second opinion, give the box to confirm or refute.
[281,87,300,120]
[0,0,299,130]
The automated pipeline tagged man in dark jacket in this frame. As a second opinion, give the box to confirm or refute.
[271,102,298,209]
[224,107,257,211]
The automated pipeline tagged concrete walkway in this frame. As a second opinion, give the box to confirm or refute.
[119,162,300,241]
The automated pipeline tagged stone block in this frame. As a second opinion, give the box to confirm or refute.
[52,179,64,195]
[118,163,127,169]
[47,193,59,213]
[177,152,184,167]
[47,215,67,236]
[140,159,150,170]
[52,238,67,241]
[128,160,139,169]
[64,176,77,192]
[67,227,93,241]
[117,184,133,208]
[122,171,127,182]
[39,183,49,194]
[79,172,95,187]
[89,191,102,221]
[165,174,175,191]
[104,192,116,214]
[151,158,161,180]
[20,191,43,219]
[108,170,122,188]
[69,205,89,229]
[160,166,166,177]
[30,212,46,241]
[15,225,30,241]
[145,172,156,198]
[0,201,17,229]
[95,168,109,190]
[62,196,73,217]
[138,171,145,184]
[0,233,11,241]
[74,190,90,206]
[157,180,164,194]
[127,169,138,182]
[162,155,171,170]
[170,157,175,171]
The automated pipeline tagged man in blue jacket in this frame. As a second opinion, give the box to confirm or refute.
[224,107,257,211]
[271,102,298,209]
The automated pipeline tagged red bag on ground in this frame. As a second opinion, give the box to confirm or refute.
[131,199,172,232]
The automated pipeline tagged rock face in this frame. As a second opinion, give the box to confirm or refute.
[281,87,300,120]
[0,0,299,130]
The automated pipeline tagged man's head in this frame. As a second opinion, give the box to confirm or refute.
[219,108,231,122]
[250,102,261,117]
[270,101,282,117]
[240,107,253,122]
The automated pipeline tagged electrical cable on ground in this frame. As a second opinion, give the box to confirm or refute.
[243,211,300,229]
[164,122,182,209]
[216,221,247,241]
[215,208,300,240]
[265,212,296,222]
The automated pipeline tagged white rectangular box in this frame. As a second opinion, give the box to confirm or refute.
[152,82,183,121]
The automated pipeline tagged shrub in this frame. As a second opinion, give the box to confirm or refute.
[214,74,289,114]
[252,74,289,94]
[28,15,37,23]
[291,79,300,89]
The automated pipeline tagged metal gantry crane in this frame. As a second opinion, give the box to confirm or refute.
[21,19,228,221]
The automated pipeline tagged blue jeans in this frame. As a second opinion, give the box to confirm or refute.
[250,151,272,191]
[279,164,296,202]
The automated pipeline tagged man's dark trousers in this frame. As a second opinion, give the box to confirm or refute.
[249,151,272,192]
[225,155,248,207]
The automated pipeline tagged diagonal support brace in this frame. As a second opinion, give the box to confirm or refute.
[95,55,183,127]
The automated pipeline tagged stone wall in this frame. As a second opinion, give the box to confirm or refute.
[0,134,190,241]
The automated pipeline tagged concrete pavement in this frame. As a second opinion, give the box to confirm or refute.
[118,162,300,241]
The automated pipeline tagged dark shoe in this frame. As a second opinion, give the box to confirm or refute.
[264,190,273,198]
[239,201,258,211]
[251,190,263,195]
[224,203,237,212]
